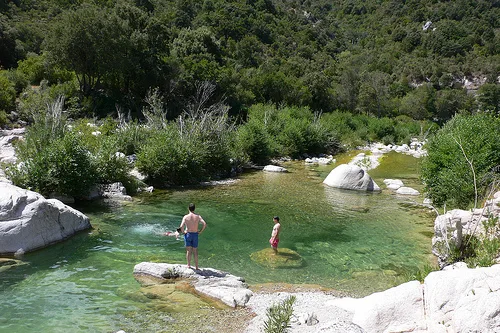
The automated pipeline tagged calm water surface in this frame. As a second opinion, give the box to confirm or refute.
[0,152,435,332]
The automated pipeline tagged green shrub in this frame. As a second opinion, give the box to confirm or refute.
[0,72,16,113]
[114,122,151,156]
[238,104,339,161]
[421,113,500,208]
[0,110,8,127]
[93,136,131,185]
[235,120,272,165]
[8,132,98,198]
[136,128,201,186]
[263,295,296,333]
[403,263,439,282]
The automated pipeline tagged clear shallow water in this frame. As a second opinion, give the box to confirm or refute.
[0,152,435,332]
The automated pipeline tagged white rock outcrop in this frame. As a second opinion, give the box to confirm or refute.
[0,183,91,254]
[305,156,335,165]
[246,264,500,333]
[330,281,426,333]
[0,128,25,184]
[425,264,500,332]
[323,164,380,192]
[133,262,253,308]
[432,192,500,267]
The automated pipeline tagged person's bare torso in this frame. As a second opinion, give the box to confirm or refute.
[183,212,201,232]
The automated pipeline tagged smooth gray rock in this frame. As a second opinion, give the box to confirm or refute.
[323,164,380,191]
[133,262,253,308]
[0,183,91,254]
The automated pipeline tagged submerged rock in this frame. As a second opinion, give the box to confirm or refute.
[0,257,26,272]
[250,248,304,269]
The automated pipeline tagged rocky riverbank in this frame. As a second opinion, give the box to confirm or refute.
[130,260,500,333]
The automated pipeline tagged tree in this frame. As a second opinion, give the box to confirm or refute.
[421,114,500,208]
[399,84,436,120]
[44,4,122,96]
[477,84,500,114]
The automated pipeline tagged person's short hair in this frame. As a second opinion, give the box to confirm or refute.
[273,216,279,221]
[189,203,195,212]
[176,227,182,233]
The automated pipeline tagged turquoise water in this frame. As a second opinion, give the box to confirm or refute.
[0,152,435,332]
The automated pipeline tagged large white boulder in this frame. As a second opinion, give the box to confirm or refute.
[0,183,91,254]
[323,164,380,191]
[133,262,253,307]
[424,264,500,333]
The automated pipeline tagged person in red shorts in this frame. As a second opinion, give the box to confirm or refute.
[269,216,281,254]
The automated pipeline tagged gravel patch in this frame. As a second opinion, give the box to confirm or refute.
[244,291,362,333]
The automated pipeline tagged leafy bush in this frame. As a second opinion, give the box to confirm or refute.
[263,295,296,333]
[114,122,151,156]
[0,72,16,113]
[137,117,234,186]
[421,114,500,208]
[235,120,272,165]
[237,104,340,162]
[8,132,98,198]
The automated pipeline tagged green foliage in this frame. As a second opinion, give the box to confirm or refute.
[136,97,235,186]
[421,114,500,208]
[446,215,500,268]
[8,132,98,198]
[237,104,340,162]
[319,112,434,148]
[235,120,272,165]
[477,84,500,114]
[404,263,439,283]
[0,72,16,114]
[263,295,296,333]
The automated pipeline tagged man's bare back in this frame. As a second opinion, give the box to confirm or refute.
[180,212,206,233]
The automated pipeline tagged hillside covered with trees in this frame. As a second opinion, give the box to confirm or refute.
[1,0,499,123]
[1,0,500,211]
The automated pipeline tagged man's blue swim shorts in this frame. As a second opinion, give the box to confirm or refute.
[184,232,199,248]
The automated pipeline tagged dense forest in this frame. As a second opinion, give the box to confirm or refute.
[1,0,500,211]
[1,0,499,123]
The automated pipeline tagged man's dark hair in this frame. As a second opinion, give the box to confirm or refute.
[189,203,195,212]
[273,216,279,221]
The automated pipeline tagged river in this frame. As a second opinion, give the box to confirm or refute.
[0,151,435,332]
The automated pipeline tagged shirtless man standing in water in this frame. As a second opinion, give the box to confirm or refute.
[179,203,207,270]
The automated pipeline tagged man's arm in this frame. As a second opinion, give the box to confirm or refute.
[179,216,186,233]
[198,216,207,234]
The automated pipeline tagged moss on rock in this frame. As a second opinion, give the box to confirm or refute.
[250,248,304,269]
